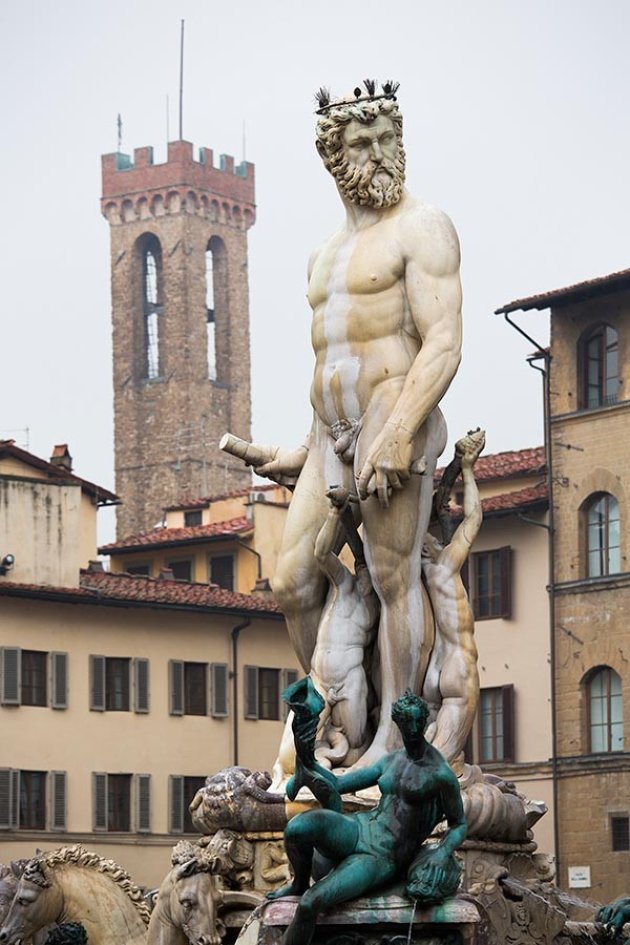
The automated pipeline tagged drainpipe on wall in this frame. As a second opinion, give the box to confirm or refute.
[231,617,251,766]
[503,312,560,882]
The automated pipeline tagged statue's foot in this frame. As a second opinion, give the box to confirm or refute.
[266,882,303,901]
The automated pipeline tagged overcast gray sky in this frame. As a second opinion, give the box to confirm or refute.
[2,1,629,545]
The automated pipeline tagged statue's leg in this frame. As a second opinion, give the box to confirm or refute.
[332,669,369,749]
[283,853,396,945]
[356,405,447,763]
[271,442,333,672]
[268,810,359,900]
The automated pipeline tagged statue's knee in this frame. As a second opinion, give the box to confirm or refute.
[272,563,320,614]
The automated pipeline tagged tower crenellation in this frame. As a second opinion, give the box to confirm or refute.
[102,139,255,538]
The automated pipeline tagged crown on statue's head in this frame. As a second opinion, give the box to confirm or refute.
[315,79,400,115]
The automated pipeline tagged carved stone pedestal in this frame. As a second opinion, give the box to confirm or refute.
[235,892,481,944]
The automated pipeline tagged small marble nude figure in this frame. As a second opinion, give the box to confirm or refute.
[421,429,485,765]
[310,486,379,766]
[271,486,379,786]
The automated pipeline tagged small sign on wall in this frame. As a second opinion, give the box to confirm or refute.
[568,866,591,888]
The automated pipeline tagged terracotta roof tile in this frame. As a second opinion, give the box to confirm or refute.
[450,480,548,518]
[0,570,281,615]
[436,446,545,483]
[496,266,630,315]
[100,516,253,553]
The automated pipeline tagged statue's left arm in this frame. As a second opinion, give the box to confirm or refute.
[436,770,468,857]
[358,209,463,506]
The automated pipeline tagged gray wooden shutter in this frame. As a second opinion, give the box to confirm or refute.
[134,658,150,714]
[0,769,16,828]
[280,669,299,720]
[50,772,67,831]
[93,772,108,830]
[51,652,68,709]
[211,663,228,718]
[90,656,106,711]
[499,546,513,618]
[136,774,151,833]
[1,648,21,706]
[169,660,184,716]
[502,684,515,762]
[10,770,20,829]
[244,665,259,719]
[169,775,184,833]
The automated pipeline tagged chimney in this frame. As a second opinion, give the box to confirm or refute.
[158,568,175,581]
[87,559,105,573]
[50,444,73,471]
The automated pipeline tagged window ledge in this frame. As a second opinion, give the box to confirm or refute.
[551,398,630,423]
[554,571,630,594]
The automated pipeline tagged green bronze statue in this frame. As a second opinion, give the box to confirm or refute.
[270,680,467,945]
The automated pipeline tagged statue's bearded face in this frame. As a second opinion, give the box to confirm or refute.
[316,101,406,209]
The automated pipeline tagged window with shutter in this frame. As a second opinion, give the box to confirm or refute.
[169,775,184,833]
[471,547,512,620]
[184,663,207,716]
[280,669,299,720]
[19,771,46,829]
[477,685,515,763]
[169,661,184,716]
[10,770,19,829]
[90,656,106,711]
[136,774,151,833]
[183,777,206,833]
[244,666,259,719]
[259,668,280,720]
[93,773,107,831]
[21,651,47,706]
[51,653,68,710]
[211,663,228,718]
[1,648,21,706]
[0,769,14,828]
[134,659,150,714]
[50,772,67,831]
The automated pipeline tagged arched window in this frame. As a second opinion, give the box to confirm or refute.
[205,247,216,381]
[585,492,620,578]
[581,324,618,409]
[205,237,228,383]
[138,235,163,380]
[588,667,623,753]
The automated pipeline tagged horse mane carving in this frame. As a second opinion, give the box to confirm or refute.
[23,845,151,923]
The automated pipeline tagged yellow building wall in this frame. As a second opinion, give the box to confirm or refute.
[0,596,299,887]
[0,479,84,587]
[470,511,554,854]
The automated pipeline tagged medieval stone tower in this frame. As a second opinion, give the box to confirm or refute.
[101,140,255,538]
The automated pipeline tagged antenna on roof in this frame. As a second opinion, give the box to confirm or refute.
[117,113,122,152]
[178,19,185,140]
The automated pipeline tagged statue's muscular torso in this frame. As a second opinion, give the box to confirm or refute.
[308,193,426,429]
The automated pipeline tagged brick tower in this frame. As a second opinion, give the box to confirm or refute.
[101,141,255,537]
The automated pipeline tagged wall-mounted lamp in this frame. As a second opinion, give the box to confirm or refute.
[0,554,15,575]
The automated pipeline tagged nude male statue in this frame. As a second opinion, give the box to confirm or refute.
[422,429,485,765]
[227,82,463,762]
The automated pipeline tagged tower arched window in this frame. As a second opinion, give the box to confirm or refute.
[581,324,618,409]
[139,235,163,380]
[585,492,620,578]
[205,237,228,383]
[205,247,216,381]
[587,667,624,753]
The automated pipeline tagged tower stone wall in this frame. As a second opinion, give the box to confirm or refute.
[101,141,254,537]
